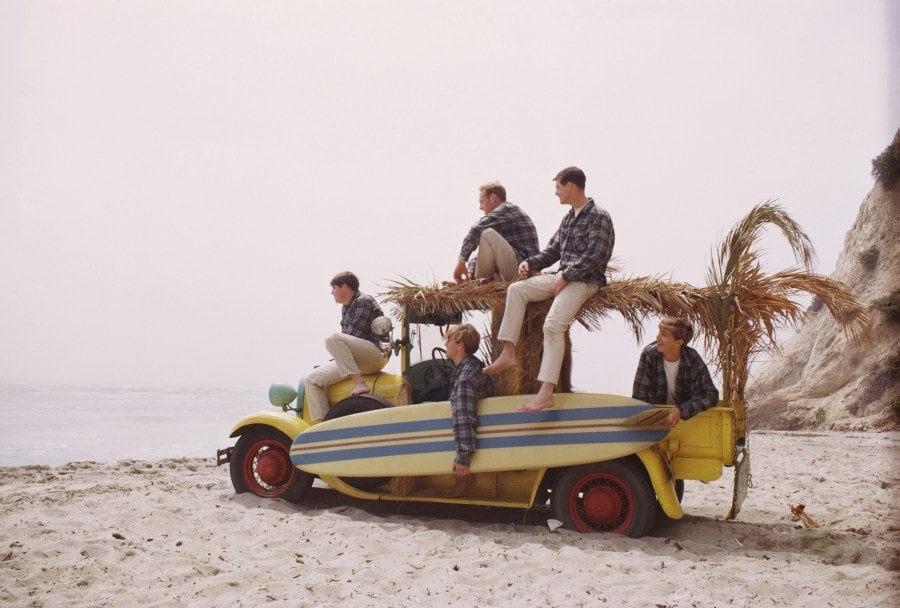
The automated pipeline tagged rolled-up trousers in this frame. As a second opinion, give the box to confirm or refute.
[495,273,598,385]
[305,333,387,421]
[474,228,519,282]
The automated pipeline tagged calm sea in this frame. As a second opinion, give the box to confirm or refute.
[0,382,280,467]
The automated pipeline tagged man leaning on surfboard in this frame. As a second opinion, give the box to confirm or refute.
[443,324,493,498]
[632,317,719,428]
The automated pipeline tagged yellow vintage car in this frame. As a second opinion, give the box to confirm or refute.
[218,288,750,539]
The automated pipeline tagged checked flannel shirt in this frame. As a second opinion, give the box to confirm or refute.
[526,198,614,286]
[458,202,540,264]
[631,343,720,420]
[449,355,493,467]
[340,292,384,346]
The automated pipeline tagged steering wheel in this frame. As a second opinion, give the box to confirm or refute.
[424,347,452,386]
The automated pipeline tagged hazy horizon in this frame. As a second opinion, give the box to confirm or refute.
[1,1,897,394]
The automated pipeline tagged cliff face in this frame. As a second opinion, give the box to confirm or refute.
[746,180,899,430]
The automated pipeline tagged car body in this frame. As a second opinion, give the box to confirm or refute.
[218,302,749,538]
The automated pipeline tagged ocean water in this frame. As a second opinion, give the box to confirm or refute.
[0,382,281,467]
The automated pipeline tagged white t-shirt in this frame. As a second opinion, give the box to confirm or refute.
[663,358,680,405]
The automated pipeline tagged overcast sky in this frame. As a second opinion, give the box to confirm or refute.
[1,1,897,394]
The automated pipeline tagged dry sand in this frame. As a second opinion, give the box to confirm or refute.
[1,431,897,607]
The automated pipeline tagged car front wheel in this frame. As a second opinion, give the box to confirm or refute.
[230,427,313,503]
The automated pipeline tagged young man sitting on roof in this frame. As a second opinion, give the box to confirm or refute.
[304,272,388,422]
[484,166,615,413]
[452,181,540,283]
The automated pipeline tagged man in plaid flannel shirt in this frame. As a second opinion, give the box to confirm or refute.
[453,181,539,283]
[304,272,388,422]
[444,324,493,497]
[632,317,719,428]
[485,167,614,413]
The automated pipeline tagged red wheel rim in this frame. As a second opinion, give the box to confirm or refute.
[567,473,634,533]
[243,439,293,497]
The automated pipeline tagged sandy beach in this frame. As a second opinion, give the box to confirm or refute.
[1,430,897,607]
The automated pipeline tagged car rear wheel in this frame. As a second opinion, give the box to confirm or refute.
[551,459,657,538]
[230,427,313,503]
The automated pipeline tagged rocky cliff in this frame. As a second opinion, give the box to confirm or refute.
[747,144,899,430]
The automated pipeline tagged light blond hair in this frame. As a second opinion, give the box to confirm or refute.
[478,181,507,202]
[659,317,694,344]
[445,324,481,355]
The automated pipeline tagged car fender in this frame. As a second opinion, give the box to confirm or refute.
[635,447,683,520]
[229,410,310,442]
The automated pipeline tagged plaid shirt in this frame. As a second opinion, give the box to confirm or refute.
[631,343,719,420]
[527,199,614,286]
[458,202,540,263]
[340,292,384,346]
[449,355,493,466]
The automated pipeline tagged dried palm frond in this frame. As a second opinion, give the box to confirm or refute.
[382,275,709,396]
[577,275,702,342]
[382,277,506,320]
[381,204,868,419]
[384,275,703,344]
[708,200,816,286]
[698,202,869,437]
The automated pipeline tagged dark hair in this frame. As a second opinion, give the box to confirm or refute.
[659,317,694,344]
[479,181,507,202]
[554,166,586,190]
[330,271,360,292]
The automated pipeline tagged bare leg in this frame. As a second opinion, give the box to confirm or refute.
[518,382,556,412]
[351,374,370,395]
[483,341,517,375]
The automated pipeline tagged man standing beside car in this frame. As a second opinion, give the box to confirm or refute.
[443,324,493,497]
[305,272,388,422]
[452,181,540,283]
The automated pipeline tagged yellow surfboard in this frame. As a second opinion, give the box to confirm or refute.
[290,394,669,477]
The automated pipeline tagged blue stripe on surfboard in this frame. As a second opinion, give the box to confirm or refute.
[291,428,667,466]
[293,404,652,446]
[477,405,648,427]
[481,428,667,450]
[295,417,451,445]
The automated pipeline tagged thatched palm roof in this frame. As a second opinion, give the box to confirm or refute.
[382,202,869,439]
[383,275,703,344]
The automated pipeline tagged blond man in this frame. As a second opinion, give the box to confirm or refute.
[632,317,719,427]
[453,182,539,283]
[443,324,492,497]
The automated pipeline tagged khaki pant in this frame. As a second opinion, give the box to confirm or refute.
[496,273,599,385]
[305,333,388,421]
[474,228,519,282]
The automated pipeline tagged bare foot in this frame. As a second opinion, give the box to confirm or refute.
[449,473,475,498]
[517,392,555,412]
[352,384,370,396]
[483,351,517,375]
